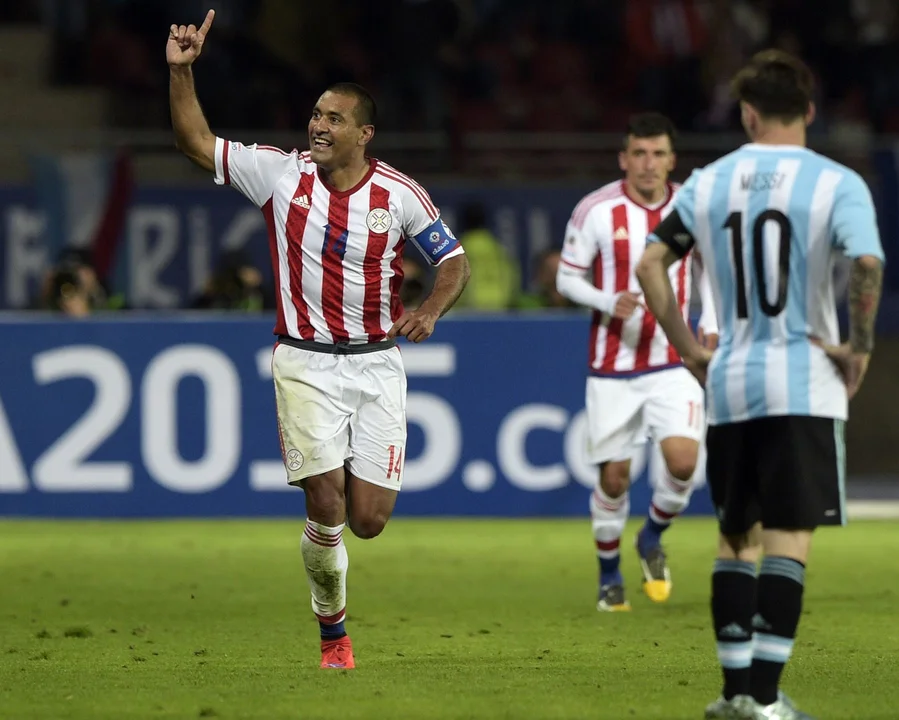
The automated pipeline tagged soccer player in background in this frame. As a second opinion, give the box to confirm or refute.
[167,11,470,670]
[636,50,884,720]
[556,114,719,612]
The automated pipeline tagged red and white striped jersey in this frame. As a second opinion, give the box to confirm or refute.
[561,180,693,376]
[213,137,464,343]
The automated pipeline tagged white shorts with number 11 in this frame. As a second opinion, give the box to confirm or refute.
[585,366,704,465]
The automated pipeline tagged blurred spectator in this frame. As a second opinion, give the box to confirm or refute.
[40,0,89,84]
[372,0,465,132]
[9,0,895,137]
[517,249,578,310]
[453,201,520,311]
[625,0,710,129]
[44,266,92,316]
[191,250,274,311]
[699,0,769,130]
[37,248,125,314]
[851,0,899,131]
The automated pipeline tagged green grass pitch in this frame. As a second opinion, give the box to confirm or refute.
[1,518,896,719]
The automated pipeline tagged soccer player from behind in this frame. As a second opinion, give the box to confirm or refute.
[636,50,884,720]
[168,11,470,670]
[556,113,718,612]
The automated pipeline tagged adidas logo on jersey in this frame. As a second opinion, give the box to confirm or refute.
[291,194,311,209]
[614,226,629,241]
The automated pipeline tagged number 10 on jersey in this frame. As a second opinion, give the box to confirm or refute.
[723,209,792,319]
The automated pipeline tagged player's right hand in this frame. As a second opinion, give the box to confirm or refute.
[818,341,871,400]
[612,291,641,320]
[167,10,215,67]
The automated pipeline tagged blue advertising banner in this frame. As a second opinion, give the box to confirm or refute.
[0,315,713,518]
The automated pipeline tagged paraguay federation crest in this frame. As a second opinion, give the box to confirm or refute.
[285,448,305,472]
[366,208,393,233]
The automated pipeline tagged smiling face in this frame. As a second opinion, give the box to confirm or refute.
[308,90,374,170]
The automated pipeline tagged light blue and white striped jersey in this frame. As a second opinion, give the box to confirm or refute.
[660,143,885,425]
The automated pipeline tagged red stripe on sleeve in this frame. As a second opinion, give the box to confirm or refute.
[561,257,589,270]
[222,140,230,185]
[256,145,291,156]
[381,164,439,218]
[374,166,438,221]
[363,184,391,341]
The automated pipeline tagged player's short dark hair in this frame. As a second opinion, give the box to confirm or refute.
[623,113,677,150]
[325,82,378,127]
[730,49,814,122]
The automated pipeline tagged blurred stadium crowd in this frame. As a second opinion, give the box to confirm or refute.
[2,0,897,315]
[2,0,897,136]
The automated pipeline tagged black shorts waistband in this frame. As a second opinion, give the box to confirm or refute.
[277,335,396,355]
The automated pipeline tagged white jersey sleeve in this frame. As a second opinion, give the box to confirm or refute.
[396,174,439,237]
[560,217,599,271]
[214,137,297,208]
[556,207,620,314]
[395,172,464,266]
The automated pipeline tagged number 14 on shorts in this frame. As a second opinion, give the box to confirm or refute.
[386,445,404,480]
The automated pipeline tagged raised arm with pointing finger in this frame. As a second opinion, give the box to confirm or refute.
[167,9,216,172]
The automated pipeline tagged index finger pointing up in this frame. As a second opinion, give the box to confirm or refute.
[198,9,215,37]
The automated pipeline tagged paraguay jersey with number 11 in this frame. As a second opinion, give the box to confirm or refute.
[661,144,885,425]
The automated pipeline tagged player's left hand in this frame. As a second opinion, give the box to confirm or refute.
[815,340,871,400]
[388,309,439,343]
[684,346,714,387]
[697,328,719,350]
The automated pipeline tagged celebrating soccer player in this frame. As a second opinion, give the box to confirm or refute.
[167,10,470,670]
[556,113,718,612]
[637,50,884,720]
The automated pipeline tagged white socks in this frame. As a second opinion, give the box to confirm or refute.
[591,486,630,573]
[301,521,348,624]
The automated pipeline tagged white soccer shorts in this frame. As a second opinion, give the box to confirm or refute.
[271,342,407,490]
[585,366,704,465]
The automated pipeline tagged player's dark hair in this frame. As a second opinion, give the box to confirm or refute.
[731,49,814,122]
[325,82,378,127]
[623,113,677,150]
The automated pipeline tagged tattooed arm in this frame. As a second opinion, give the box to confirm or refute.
[820,254,883,399]
[848,255,883,354]
[824,172,886,399]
